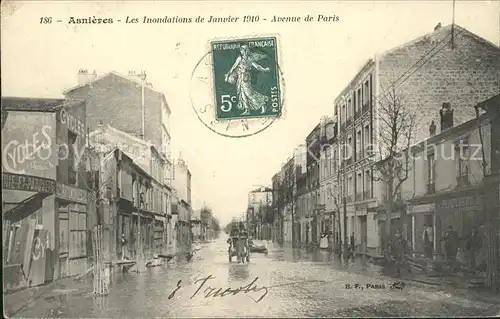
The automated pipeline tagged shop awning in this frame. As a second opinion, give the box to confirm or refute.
[154,215,166,222]
[3,193,49,223]
[2,173,56,223]
[408,185,482,205]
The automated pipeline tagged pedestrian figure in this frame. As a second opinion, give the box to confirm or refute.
[389,230,411,276]
[442,225,459,261]
[422,225,433,258]
[121,234,128,260]
[465,226,482,271]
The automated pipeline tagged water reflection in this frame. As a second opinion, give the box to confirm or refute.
[228,264,250,281]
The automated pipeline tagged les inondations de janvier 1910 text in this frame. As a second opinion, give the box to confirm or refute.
[49,14,339,25]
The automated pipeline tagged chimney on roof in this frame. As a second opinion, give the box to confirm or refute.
[434,22,442,31]
[439,102,454,132]
[77,69,97,85]
[429,120,437,136]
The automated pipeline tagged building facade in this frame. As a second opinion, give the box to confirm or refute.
[304,123,322,246]
[247,186,273,239]
[89,125,171,259]
[64,70,172,157]
[334,23,500,257]
[318,116,339,247]
[2,97,89,290]
[172,157,193,253]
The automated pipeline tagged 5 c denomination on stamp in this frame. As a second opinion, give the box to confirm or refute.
[190,35,285,138]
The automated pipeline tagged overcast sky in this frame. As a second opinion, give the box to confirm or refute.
[2,0,499,227]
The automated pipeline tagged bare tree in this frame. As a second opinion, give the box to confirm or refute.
[78,145,115,227]
[371,87,419,256]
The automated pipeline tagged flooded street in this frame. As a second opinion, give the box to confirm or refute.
[14,239,500,318]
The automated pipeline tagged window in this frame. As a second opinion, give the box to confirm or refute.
[364,80,370,104]
[427,153,435,184]
[348,176,353,196]
[356,172,363,200]
[456,138,470,185]
[347,98,352,120]
[364,124,371,156]
[341,103,346,124]
[356,130,362,160]
[364,170,371,198]
[357,88,362,112]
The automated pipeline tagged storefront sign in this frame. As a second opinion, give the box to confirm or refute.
[437,195,481,213]
[408,203,434,214]
[2,172,56,193]
[56,183,87,204]
[2,112,57,178]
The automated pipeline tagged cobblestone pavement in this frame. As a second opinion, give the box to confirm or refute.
[9,239,500,318]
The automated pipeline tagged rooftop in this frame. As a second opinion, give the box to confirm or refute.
[1,97,85,112]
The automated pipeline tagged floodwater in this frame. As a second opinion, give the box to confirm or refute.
[12,239,500,318]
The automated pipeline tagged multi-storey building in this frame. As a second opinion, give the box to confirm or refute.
[404,100,494,260]
[305,122,322,245]
[64,70,172,158]
[318,116,338,244]
[89,125,171,257]
[171,157,193,252]
[2,97,89,289]
[334,24,500,257]
[280,156,296,245]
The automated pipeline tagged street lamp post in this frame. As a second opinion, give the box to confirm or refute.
[137,192,145,273]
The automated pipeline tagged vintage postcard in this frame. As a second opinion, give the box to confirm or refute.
[2,1,500,318]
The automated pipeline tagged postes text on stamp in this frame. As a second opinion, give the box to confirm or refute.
[210,36,282,121]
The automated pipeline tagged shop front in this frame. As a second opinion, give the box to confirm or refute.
[409,187,483,259]
[2,173,57,290]
[55,182,88,278]
[154,215,166,255]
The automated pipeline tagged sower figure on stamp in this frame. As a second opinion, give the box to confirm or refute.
[224,44,270,115]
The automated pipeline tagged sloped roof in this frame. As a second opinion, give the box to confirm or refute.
[90,124,169,163]
[1,97,84,112]
[335,24,500,103]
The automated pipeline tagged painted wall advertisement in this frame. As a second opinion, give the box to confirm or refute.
[2,112,57,179]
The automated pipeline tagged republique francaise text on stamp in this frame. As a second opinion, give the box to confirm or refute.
[190,35,285,138]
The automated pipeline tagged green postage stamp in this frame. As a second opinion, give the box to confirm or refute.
[210,36,282,121]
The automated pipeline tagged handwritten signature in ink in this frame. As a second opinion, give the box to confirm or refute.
[168,274,325,303]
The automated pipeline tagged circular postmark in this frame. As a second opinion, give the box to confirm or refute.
[190,36,286,138]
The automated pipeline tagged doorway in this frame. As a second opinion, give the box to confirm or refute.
[359,216,367,254]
